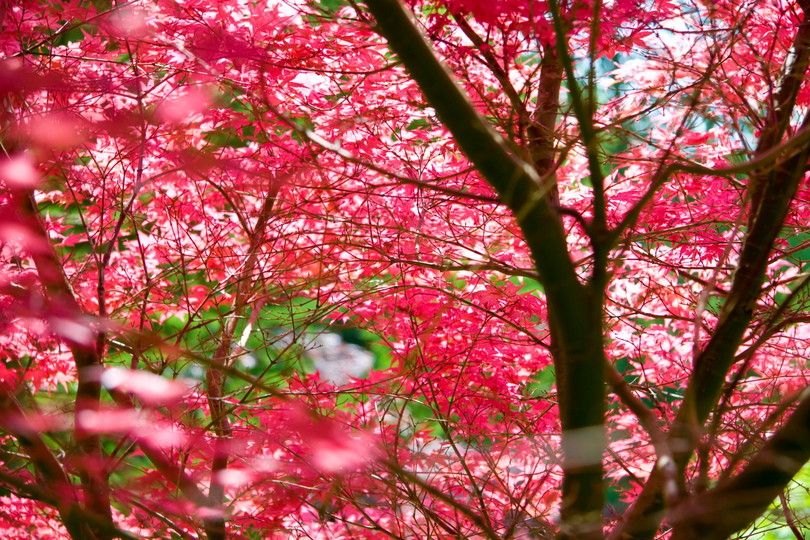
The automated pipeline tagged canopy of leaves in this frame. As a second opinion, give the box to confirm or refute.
[0,0,808,538]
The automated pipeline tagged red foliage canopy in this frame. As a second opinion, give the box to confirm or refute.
[0,0,808,538]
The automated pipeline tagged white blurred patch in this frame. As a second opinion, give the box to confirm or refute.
[239,353,257,369]
[49,317,95,346]
[561,425,606,468]
[307,332,373,385]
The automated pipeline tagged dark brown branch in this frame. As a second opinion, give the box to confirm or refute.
[107,390,210,510]
[527,44,563,207]
[611,9,810,533]
[448,10,528,122]
[15,192,113,536]
[780,492,806,540]
[750,17,810,217]
[611,117,810,539]
[669,387,810,540]
[0,393,96,539]
[205,180,279,540]
[363,2,607,538]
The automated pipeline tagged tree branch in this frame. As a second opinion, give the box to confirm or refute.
[14,191,113,536]
[669,387,810,540]
[611,114,810,539]
[0,392,99,539]
[362,2,607,537]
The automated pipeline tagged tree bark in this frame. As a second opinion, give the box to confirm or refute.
[363,2,606,537]
[16,192,113,538]
[670,389,810,539]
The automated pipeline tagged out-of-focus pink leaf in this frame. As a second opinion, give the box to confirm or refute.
[309,429,378,473]
[76,407,188,448]
[134,422,188,448]
[48,317,96,347]
[103,7,149,39]
[22,113,87,150]
[100,367,190,406]
[196,506,225,521]
[156,87,213,124]
[0,155,40,189]
[76,408,141,434]
[0,59,41,95]
[289,406,380,473]
[214,468,254,488]
[0,410,69,434]
[0,221,49,253]
[249,455,279,474]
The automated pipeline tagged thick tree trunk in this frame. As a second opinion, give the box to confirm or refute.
[363,1,606,537]
[17,193,113,538]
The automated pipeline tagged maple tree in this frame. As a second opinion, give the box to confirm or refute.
[0,0,809,538]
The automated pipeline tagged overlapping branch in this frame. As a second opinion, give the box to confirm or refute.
[362,1,607,537]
